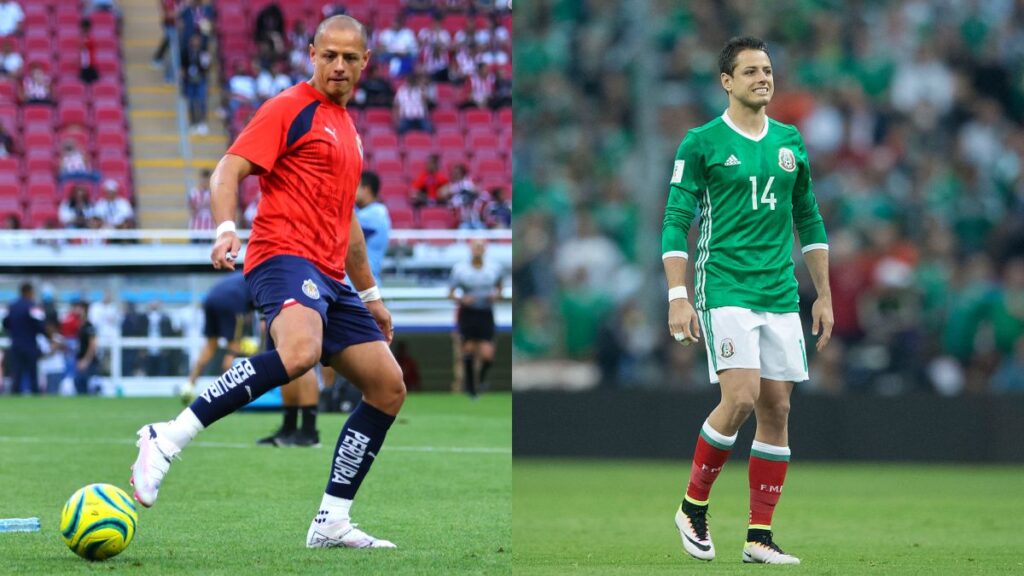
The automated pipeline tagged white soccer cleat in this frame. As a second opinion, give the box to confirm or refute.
[742,537,801,565]
[130,423,180,508]
[306,517,396,549]
[675,504,715,561]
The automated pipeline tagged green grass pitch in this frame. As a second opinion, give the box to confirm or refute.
[0,393,510,575]
[513,459,1024,575]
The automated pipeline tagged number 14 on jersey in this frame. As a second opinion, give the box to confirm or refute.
[750,176,777,211]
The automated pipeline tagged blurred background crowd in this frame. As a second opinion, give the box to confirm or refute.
[513,0,1024,395]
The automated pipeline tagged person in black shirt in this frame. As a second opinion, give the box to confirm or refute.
[72,300,99,395]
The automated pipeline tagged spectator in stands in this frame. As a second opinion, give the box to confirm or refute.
[479,36,510,68]
[144,300,174,377]
[287,19,312,72]
[0,37,22,76]
[394,70,434,134]
[356,64,394,108]
[79,18,99,84]
[179,0,213,50]
[121,301,147,376]
[72,300,98,395]
[377,15,419,79]
[21,63,53,105]
[92,178,135,230]
[403,0,436,16]
[58,139,100,184]
[253,2,286,66]
[256,59,292,102]
[152,0,179,80]
[417,14,451,51]
[449,41,477,84]
[58,184,99,229]
[0,0,23,37]
[421,42,451,83]
[482,186,510,229]
[226,61,257,120]
[0,122,15,158]
[409,154,450,209]
[448,163,484,229]
[454,16,485,48]
[181,33,211,134]
[490,65,511,108]
[188,168,213,236]
[459,61,493,109]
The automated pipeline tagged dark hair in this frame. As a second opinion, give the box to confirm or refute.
[360,171,380,196]
[19,282,33,297]
[718,36,770,75]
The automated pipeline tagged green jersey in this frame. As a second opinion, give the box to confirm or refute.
[662,113,828,313]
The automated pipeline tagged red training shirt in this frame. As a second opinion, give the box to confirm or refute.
[228,82,364,281]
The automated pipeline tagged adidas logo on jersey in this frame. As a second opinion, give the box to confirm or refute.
[724,155,741,166]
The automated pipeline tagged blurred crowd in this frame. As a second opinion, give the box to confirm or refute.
[513,0,1024,395]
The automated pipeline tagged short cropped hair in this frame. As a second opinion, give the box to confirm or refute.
[360,171,380,196]
[718,36,770,75]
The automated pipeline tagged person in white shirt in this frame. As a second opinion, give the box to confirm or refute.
[92,179,135,230]
[0,38,22,76]
[0,0,24,37]
[227,61,257,118]
[376,15,418,78]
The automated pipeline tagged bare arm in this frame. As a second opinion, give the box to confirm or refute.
[210,154,254,270]
[803,248,833,351]
[663,255,699,344]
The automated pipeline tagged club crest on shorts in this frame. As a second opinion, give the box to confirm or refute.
[721,338,735,358]
[302,279,320,300]
[778,148,796,172]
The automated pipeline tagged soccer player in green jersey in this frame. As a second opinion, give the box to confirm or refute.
[662,37,834,565]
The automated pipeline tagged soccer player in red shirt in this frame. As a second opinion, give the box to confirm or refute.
[130,15,406,549]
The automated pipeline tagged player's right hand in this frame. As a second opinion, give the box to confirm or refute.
[211,232,242,271]
[668,298,700,346]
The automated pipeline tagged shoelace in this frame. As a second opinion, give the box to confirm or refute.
[689,508,709,540]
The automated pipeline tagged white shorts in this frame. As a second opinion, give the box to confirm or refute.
[697,306,809,384]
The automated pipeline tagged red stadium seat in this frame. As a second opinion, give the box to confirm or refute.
[0,157,17,176]
[463,109,493,129]
[365,109,392,127]
[402,132,433,152]
[374,158,404,178]
[58,101,89,127]
[498,107,512,127]
[26,179,58,204]
[389,206,414,229]
[22,105,54,126]
[96,130,127,152]
[91,80,123,102]
[435,84,459,109]
[0,78,15,102]
[57,80,87,101]
[0,181,19,200]
[467,132,499,153]
[419,206,456,229]
[473,158,506,179]
[93,103,125,126]
[367,132,399,153]
[24,203,60,229]
[432,109,459,131]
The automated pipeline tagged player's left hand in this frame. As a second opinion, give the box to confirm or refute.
[811,297,834,351]
[365,299,394,344]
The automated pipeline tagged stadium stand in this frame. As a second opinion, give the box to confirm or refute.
[515,1,1024,395]
[0,1,132,230]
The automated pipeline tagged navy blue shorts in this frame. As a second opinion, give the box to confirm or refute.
[202,303,240,341]
[245,255,385,365]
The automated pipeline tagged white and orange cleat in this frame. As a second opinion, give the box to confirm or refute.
[129,423,180,507]
[742,533,801,565]
[674,502,715,561]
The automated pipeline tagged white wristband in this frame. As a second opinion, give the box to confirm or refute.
[358,286,381,303]
[668,286,688,301]
[215,221,236,238]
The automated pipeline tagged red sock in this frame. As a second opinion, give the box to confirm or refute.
[748,441,790,528]
[684,422,735,503]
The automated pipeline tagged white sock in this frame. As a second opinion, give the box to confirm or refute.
[319,494,353,522]
[162,408,204,449]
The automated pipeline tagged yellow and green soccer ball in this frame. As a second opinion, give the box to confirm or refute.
[60,483,138,561]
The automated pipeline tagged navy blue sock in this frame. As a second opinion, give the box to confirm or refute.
[463,354,476,396]
[189,350,290,428]
[324,401,395,499]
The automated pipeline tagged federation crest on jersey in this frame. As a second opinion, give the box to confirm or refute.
[302,279,320,300]
[355,134,364,159]
[778,148,796,172]
[721,338,735,358]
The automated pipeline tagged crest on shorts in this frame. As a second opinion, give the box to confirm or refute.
[302,279,320,300]
[721,338,735,358]
[778,148,796,172]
